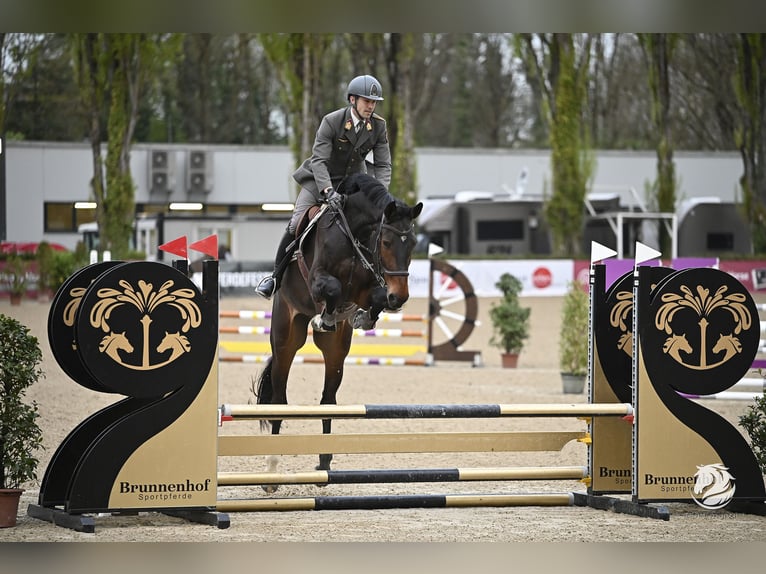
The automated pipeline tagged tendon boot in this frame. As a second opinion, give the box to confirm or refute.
[311,313,336,333]
[255,230,294,300]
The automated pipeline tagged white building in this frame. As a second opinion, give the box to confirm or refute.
[1,140,747,259]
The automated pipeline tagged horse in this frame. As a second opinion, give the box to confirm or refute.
[255,173,423,478]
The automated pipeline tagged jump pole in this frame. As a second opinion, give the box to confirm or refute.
[217,466,589,486]
[217,493,577,512]
[219,402,633,421]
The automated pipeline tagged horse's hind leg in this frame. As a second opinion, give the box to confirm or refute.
[313,323,354,471]
[260,296,309,492]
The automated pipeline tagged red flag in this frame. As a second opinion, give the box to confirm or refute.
[158,236,188,258]
[189,234,218,259]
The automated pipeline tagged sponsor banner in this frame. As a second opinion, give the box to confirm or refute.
[409,259,574,298]
[193,258,765,297]
[719,260,766,292]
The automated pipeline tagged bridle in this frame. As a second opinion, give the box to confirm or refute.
[334,207,415,289]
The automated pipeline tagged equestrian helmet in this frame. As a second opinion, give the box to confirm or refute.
[347,74,384,102]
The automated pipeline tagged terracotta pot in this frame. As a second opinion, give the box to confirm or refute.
[500,352,519,368]
[9,293,22,306]
[0,489,24,528]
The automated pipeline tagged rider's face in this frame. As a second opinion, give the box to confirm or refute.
[352,96,377,119]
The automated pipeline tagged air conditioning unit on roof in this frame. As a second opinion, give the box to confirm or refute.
[186,150,213,193]
[148,150,176,194]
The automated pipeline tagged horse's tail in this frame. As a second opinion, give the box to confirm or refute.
[255,357,273,432]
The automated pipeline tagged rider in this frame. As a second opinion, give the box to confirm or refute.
[255,74,392,300]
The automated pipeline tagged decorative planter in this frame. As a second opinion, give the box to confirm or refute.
[0,489,24,528]
[561,373,586,394]
[500,352,519,368]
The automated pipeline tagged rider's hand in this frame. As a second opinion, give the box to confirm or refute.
[321,187,343,209]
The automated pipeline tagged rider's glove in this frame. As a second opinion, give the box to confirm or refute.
[321,187,344,209]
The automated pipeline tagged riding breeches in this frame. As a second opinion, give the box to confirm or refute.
[288,188,320,234]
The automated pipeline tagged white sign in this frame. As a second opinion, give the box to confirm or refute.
[408,259,574,298]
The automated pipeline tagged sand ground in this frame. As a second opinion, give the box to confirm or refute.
[1,292,765,543]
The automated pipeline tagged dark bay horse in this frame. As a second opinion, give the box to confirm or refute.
[256,173,423,476]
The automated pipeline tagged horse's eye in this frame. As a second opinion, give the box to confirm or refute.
[382,239,392,249]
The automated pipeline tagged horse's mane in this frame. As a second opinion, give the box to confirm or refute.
[338,173,399,217]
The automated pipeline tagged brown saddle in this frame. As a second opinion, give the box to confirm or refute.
[294,204,323,239]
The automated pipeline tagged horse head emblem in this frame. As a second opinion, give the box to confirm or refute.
[98,331,134,364]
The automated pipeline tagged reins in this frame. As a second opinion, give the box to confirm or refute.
[333,204,414,289]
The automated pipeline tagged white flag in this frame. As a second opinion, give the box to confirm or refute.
[428,243,444,257]
[590,241,618,264]
[634,241,662,266]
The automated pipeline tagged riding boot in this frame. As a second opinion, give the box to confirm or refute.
[255,230,295,299]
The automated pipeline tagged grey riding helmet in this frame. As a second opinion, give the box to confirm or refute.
[347,75,384,101]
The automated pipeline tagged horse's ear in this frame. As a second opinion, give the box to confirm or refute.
[384,200,398,221]
[412,202,423,219]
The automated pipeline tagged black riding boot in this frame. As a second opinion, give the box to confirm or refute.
[255,230,294,299]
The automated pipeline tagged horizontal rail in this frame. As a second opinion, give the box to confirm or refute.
[219,326,427,338]
[219,310,427,323]
[216,492,575,512]
[218,355,431,366]
[217,431,588,456]
[220,403,634,420]
[216,466,589,486]
[681,391,763,401]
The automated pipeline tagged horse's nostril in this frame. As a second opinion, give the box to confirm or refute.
[388,293,406,309]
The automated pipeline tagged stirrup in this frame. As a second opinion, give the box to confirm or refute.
[311,314,336,333]
[255,275,276,299]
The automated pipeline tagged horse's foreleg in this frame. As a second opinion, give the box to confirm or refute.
[313,325,353,472]
[317,419,333,471]
[311,273,343,328]
[351,286,389,329]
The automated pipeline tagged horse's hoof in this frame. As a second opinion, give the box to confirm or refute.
[261,484,279,494]
[311,314,335,332]
[351,309,375,330]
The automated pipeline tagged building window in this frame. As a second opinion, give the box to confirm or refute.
[476,220,524,241]
[707,232,734,251]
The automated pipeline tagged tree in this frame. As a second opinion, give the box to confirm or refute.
[638,33,678,256]
[0,34,48,137]
[2,34,82,141]
[516,33,594,257]
[732,34,766,254]
[70,33,181,258]
[260,33,340,196]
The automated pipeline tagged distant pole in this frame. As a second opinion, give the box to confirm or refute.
[0,134,6,241]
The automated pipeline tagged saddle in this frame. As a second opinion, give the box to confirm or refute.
[294,204,324,240]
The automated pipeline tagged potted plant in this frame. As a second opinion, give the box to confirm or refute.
[559,280,589,393]
[4,254,28,306]
[35,241,55,302]
[489,273,531,368]
[0,314,44,527]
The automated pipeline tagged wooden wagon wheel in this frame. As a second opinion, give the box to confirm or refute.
[428,258,482,365]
